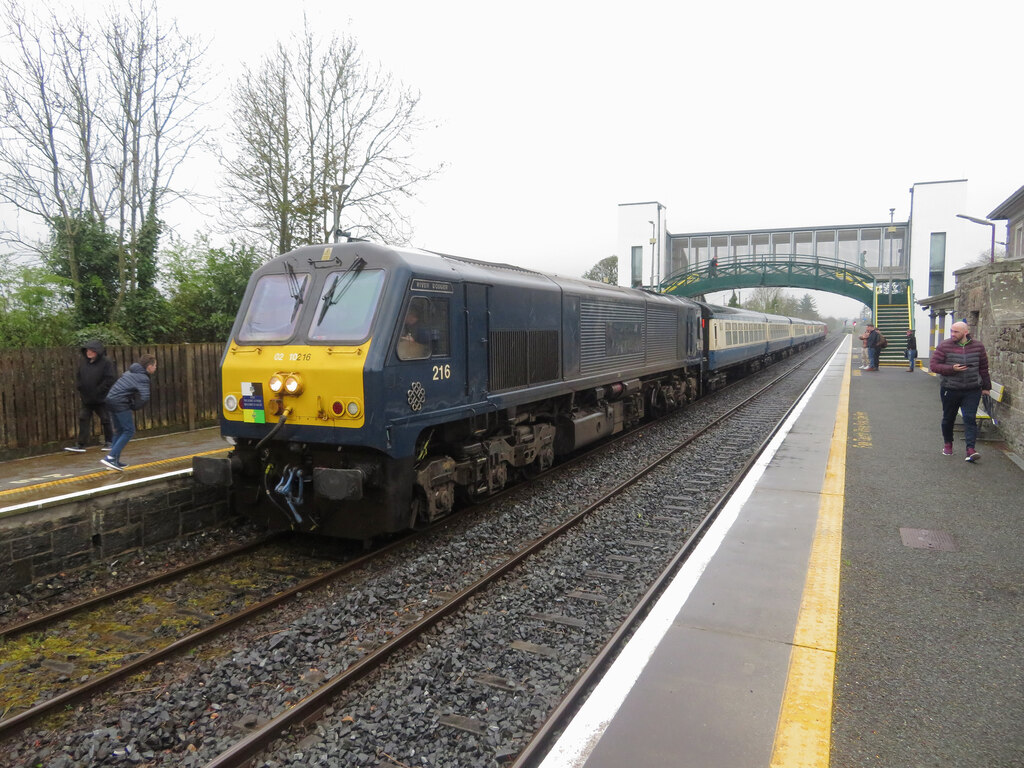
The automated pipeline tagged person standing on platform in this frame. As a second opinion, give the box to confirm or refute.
[863,323,880,371]
[858,328,870,369]
[905,328,918,372]
[65,340,117,453]
[101,354,157,472]
[929,321,990,462]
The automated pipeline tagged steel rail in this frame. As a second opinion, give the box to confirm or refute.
[0,535,277,639]
[508,337,836,767]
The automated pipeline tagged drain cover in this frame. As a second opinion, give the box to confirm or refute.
[899,527,957,551]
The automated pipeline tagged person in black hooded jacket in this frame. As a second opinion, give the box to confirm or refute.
[65,340,117,453]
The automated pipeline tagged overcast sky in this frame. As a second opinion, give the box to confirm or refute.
[46,1,1024,317]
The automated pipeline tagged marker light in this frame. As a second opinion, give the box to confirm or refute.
[284,375,303,395]
[347,400,360,416]
[224,394,239,412]
[268,374,284,393]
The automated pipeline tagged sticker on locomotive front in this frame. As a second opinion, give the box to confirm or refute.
[241,381,266,424]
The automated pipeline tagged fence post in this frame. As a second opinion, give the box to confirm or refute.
[186,343,196,431]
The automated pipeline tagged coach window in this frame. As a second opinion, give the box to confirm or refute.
[398,296,450,361]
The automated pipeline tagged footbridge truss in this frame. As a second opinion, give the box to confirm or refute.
[659,254,876,306]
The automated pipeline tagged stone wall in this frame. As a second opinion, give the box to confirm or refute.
[0,479,232,593]
[954,260,1024,455]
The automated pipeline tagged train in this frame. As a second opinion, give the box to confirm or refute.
[194,242,826,539]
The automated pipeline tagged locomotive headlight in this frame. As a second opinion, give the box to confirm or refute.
[223,394,239,412]
[284,375,303,395]
[268,374,284,393]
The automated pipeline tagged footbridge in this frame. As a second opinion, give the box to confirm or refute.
[659,253,876,306]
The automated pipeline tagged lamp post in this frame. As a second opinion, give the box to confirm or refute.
[331,183,350,243]
[648,220,656,287]
[956,213,996,264]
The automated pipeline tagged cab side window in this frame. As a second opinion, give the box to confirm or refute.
[397,296,450,360]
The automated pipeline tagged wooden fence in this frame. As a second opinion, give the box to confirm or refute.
[0,343,225,458]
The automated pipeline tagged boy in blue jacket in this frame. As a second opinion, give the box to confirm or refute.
[101,354,157,471]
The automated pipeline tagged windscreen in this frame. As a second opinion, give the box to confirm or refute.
[237,272,310,343]
[308,268,386,342]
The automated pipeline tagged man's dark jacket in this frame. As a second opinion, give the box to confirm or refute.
[76,340,117,405]
[106,363,152,413]
[929,336,991,391]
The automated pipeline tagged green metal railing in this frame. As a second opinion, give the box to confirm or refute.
[660,253,878,306]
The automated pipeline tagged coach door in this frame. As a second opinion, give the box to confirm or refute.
[463,282,489,401]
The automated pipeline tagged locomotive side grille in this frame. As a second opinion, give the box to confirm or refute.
[580,300,645,374]
[645,306,678,363]
[489,330,560,391]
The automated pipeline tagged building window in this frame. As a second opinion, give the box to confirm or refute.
[690,236,708,267]
[670,238,688,277]
[1014,222,1022,260]
[815,230,836,260]
[631,246,643,287]
[730,234,750,259]
[838,229,859,264]
[861,228,881,268]
[885,226,906,268]
[929,232,946,295]
[771,232,791,257]
[710,235,728,264]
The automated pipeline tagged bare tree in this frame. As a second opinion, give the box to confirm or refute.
[222,21,442,254]
[743,286,800,316]
[0,0,208,324]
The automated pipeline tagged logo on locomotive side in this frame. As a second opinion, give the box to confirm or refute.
[411,279,453,294]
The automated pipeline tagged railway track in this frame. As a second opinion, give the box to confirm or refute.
[0,535,361,734]
[1,338,839,767]
[206,339,839,768]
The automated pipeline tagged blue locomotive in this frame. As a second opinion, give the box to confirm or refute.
[194,242,825,539]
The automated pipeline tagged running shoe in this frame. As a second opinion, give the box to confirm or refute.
[64,445,86,453]
[100,457,124,472]
[965,448,980,463]
[942,444,953,456]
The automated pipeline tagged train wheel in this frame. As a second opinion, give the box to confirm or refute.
[409,489,429,530]
[649,384,668,418]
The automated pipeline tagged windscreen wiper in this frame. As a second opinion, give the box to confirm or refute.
[285,262,306,322]
[317,256,366,325]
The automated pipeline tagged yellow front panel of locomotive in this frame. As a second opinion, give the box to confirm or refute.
[220,341,370,428]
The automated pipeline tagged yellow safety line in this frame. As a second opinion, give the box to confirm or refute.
[0,447,230,498]
[770,338,850,767]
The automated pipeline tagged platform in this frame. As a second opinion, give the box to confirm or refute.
[0,427,229,515]
[536,336,1024,768]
